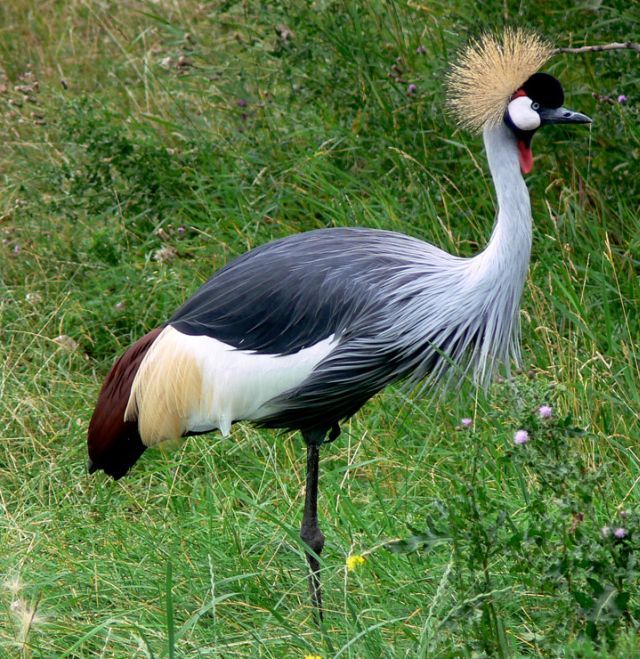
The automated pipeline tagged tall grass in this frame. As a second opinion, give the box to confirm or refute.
[1,0,638,655]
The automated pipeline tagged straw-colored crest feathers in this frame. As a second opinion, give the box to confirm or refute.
[447,29,553,133]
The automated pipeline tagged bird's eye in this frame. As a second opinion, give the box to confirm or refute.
[531,102,540,111]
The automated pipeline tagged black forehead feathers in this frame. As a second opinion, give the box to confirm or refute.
[521,72,564,108]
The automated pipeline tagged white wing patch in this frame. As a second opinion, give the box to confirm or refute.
[125,325,336,447]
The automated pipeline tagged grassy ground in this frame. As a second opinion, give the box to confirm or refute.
[1,0,639,656]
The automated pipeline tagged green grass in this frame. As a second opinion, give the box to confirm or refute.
[1,0,639,656]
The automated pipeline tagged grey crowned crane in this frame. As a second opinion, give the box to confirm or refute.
[87,30,591,620]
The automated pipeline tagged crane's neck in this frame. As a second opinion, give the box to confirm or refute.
[458,122,534,381]
[480,122,532,274]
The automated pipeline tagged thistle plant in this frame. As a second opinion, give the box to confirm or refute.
[387,375,638,654]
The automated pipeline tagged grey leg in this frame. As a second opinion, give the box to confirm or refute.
[300,442,325,621]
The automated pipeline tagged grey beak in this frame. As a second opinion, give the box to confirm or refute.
[539,106,592,125]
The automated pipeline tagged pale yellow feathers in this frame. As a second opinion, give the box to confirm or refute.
[447,29,553,133]
[125,326,204,447]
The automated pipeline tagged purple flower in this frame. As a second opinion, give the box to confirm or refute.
[538,405,552,419]
[514,429,529,445]
[461,418,473,429]
[12,244,20,254]
[614,527,627,539]
[237,98,248,108]
[415,45,427,54]
[617,95,628,105]
[407,83,417,95]
[177,226,186,235]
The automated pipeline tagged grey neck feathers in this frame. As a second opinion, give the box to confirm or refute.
[371,122,535,392]
[363,122,534,392]
[482,123,532,269]
[468,122,533,382]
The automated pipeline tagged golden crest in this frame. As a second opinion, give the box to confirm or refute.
[447,29,553,132]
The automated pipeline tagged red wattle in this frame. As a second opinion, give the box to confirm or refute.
[517,140,533,174]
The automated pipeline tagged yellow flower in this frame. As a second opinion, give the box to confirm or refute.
[346,554,366,572]
[304,655,322,659]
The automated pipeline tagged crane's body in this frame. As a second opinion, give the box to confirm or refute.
[87,30,591,620]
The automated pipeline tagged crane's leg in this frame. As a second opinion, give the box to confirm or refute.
[300,441,325,621]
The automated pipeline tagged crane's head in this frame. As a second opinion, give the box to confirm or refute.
[447,29,591,173]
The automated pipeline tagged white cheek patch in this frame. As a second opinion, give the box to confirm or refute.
[507,96,541,131]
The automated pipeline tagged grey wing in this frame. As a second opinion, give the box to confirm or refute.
[169,227,428,432]
[170,227,403,354]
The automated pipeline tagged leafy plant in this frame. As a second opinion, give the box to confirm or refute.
[389,376,638,654]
